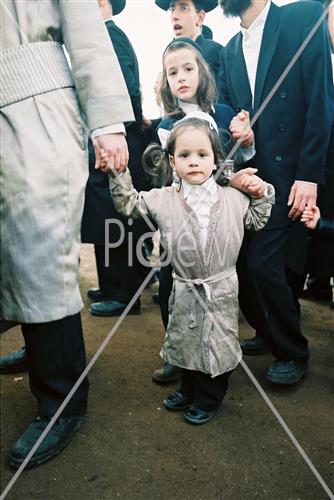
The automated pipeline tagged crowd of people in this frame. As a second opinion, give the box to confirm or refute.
[0,0,333,470]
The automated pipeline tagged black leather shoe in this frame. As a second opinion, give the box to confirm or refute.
[266,360,308,385]
[183,406,215,425]
[240,336,270,355]
[89,299,140,317]
[8,415,85,469]
[164,391,192,411]
[87,288,111,302]
[0,347,29,374]
[152,363,181,383]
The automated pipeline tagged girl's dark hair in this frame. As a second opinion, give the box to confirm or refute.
[159,41,217,119]
[142,118,225,186]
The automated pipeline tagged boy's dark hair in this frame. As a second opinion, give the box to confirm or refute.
[159,41,217,119]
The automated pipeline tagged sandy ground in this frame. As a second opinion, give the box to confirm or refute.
[0,244,333,500]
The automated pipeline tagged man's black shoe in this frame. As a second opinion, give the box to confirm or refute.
[89,299,140,317]
[152,363,181,383]
[0,347,29,374]
[163,391,192,411]
[8,415,85,469]
[267,360,308,385]
[240,336,270,356]
[183,406,215,425]
[87,288,111,302]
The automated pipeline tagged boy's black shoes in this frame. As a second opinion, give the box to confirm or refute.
[89,299,140,317]
[163,391,192,411]
[152,363,181,383]
[183,406,215,425]
[87,288,112,302]
[239,336,270,355]
[9,415,85,469]
[0,347,29,374]
[266,360,308,385]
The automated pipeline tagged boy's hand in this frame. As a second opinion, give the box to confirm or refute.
[229,168,266,198]
[229,110,254,148]
[301,206,321,230]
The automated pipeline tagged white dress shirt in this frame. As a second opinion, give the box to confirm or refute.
[241,1,271,106]
[182,175,219,249]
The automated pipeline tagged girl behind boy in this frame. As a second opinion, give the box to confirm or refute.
[107,116,275,425]
[157,38,254,170]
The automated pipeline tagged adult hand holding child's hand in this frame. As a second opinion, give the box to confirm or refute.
[230,168,266,198]
[93,133,128,173]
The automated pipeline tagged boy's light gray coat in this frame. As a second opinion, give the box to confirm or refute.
[110,170,275,377]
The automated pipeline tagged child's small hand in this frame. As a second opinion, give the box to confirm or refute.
[229,110,254,148]
[99,149,125,174]
[301,206,321,230]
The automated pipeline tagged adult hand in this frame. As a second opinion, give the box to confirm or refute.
[93,133,129,173]
[229,167,266,197]
[229,110,254,148]
[287,181,317,221]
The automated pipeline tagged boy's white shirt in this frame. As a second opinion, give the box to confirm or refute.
[157,100,255,161]
[182,175,219,249]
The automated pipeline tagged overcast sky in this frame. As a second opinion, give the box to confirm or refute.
[115,0,297,117]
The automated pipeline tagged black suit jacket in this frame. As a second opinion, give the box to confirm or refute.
[195,34,224,91]
[81,20,151,245]
[219,1,333,229]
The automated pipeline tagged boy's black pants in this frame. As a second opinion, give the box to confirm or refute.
[180,368,233,411]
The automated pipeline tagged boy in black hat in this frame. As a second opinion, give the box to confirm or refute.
[155,0,223,89]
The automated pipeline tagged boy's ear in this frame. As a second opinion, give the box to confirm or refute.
[169,154,175,168]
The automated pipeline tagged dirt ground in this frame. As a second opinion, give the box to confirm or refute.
[0,244,333,500]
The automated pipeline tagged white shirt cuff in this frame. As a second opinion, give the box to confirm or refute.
[91,123,126,139]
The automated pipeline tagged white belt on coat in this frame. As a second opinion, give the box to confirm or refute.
[172,266,236,328]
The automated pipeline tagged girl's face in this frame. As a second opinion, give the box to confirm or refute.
[169,127,216,185]
[164,48,199,104]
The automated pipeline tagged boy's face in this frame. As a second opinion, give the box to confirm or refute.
[169,0,205,40]
[165,48,199,104]
[170,127,216,185]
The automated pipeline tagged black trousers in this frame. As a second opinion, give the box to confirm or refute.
[158,263,173,329]
[180,369,233,411]
[237,227,309,362]
[95,244,148,304]
[21,313,88,418]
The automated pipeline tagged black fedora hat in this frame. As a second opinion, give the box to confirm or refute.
[155,0,218,13]
[110,0,126,15]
